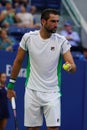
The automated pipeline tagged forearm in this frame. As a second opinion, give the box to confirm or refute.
[10,47,26,79]
[10,58,23,79]
[7,59,22,90]
[63,50,76,73]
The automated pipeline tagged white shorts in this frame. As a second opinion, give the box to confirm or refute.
[24,88,61,127]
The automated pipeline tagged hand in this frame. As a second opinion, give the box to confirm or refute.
[63,62,72,72]
[66,36,72,41]
[7,89,16,100]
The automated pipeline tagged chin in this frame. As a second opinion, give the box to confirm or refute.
[46,28,57,33]
[52,31,56,33]
[49,29,56,33]
[51,30,56,33]
[52,29,57,33]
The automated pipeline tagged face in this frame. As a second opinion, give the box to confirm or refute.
[30,6,37,14]
[1,30,7,38]
[42,14,59,33]
[65,25,72,32]
[6,3,12,10]
[0,73,6,84]
[21,6,26,13]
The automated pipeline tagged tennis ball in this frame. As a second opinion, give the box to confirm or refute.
[63,63,71,71]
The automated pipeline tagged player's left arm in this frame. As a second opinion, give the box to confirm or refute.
[63,50,76,73]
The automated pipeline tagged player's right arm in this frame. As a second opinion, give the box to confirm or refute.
[7,47,26,99]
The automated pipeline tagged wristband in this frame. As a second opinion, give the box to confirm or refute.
[8,82,14,89]
[9,79,16,83]
[7,79,16,90]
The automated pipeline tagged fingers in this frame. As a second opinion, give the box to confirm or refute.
[7,89,16,100]
[63,62,72,72]
[67,65,72,71]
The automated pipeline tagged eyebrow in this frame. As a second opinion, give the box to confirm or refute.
[50,20,59,22]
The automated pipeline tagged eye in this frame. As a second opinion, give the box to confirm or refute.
[51,20,59,23]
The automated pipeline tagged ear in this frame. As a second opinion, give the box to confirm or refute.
[41,19,46,26]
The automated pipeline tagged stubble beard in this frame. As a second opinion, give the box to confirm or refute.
[45,26,57,33]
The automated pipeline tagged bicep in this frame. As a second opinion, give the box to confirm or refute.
[14,47,26,64]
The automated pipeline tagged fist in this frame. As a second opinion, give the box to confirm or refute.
[7,89,16,100]
[63,62,72,72]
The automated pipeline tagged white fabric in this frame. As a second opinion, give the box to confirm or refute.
[17,12,33,25]
[24,88,61,127]
[20,30,71,93]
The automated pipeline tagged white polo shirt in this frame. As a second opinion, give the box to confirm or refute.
[20,30,71,94]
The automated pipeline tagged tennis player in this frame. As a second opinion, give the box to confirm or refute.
[0,72,9,130]
[7,9,76,130]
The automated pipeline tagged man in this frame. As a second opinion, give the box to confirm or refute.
[7,9,76,130]
[60,20,80,51]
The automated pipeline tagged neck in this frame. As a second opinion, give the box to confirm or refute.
[40,28,52,39]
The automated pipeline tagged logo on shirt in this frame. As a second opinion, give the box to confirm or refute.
[51,46,55,51]
[67,42,69,45]
[57,118,59,122]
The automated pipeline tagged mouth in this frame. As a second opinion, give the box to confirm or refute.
[53,27,57,30]
[54,27,57,29]
[53,28,57,32]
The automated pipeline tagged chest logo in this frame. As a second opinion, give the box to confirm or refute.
[51,46,55,51]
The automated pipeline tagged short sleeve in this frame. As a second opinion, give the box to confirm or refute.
[19,33,29,51]
[61,40,71,54]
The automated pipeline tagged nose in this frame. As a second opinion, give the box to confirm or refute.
[54,21,58,26]
[54,22,58,28]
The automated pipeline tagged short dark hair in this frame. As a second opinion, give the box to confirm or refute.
[41,8,58,21]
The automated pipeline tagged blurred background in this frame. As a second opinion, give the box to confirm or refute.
[0,0,87,130]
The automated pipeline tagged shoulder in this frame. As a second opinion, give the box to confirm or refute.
[23,30,39,38]
[72,31,79,35]
[52,33,67,42]
[20,30,39,51]
[22,30,39,41]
